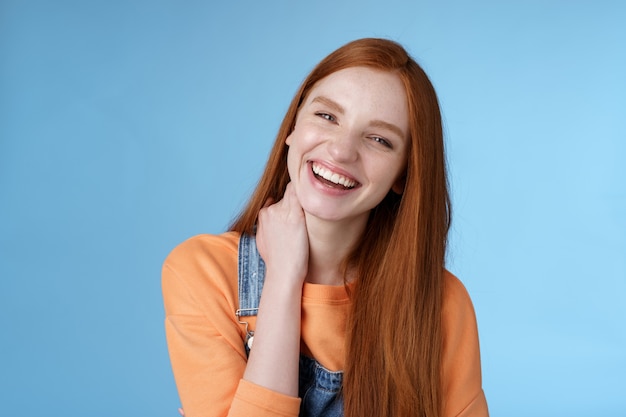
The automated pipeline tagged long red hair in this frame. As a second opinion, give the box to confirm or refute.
[231,38,450,417]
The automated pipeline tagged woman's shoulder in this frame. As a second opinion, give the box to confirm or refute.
[164,231,240,268]
[162,231,241,300]
[442,270,479,326]
[443,269,471,299]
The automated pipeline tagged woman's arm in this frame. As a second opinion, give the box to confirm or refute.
[243,183,309,396]
[163,184,308,417]
[162,233,302,417]
[441,272,489,417]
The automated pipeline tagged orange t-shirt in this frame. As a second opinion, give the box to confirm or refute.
[162,232,488,417]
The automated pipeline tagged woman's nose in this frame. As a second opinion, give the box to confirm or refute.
[327,133,358,163]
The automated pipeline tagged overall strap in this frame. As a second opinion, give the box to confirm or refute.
[236,233,266,354]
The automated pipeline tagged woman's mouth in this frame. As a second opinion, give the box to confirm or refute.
[311,162,359,190]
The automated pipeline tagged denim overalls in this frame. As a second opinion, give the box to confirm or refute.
[236,233,344,417]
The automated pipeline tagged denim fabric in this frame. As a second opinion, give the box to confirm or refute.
[238,233,344,417]
[237,233,266,318]
[298,355,344,417]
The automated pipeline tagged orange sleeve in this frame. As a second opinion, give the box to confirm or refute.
[441,272,489,417]
[162,234,301,417]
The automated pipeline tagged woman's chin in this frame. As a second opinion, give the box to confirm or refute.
[301,205,369,227]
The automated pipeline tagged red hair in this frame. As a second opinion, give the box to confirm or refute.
[231,38,450,417]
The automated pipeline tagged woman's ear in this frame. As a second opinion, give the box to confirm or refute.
[286,122,296,145]
[392,175,405,194]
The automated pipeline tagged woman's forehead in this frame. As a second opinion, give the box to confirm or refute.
[303,67,409,133]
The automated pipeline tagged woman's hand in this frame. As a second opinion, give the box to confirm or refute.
[256,182,309,285]
[242,183,308,397]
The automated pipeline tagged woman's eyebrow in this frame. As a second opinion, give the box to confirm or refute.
[311,95,406,139]
[311,96,345,114]
[369,119,406,140]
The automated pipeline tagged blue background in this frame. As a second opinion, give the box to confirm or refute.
[1,1,624,416]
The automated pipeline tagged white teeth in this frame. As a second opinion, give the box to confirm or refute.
[312,163,356,188]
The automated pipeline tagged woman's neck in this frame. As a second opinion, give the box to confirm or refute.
[304,213,367,286]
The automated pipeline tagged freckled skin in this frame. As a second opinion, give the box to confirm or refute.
[285,66,409,227]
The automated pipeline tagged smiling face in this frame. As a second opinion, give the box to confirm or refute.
[285,66,409,227]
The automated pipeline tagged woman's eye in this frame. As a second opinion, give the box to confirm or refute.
[372,136,392,148]
[316,112,335,122]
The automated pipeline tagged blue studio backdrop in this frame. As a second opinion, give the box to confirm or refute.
[1,1,624,416]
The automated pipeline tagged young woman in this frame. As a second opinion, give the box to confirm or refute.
[162,38,488,417]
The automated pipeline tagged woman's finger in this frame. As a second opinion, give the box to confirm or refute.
[263,196,275,208]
